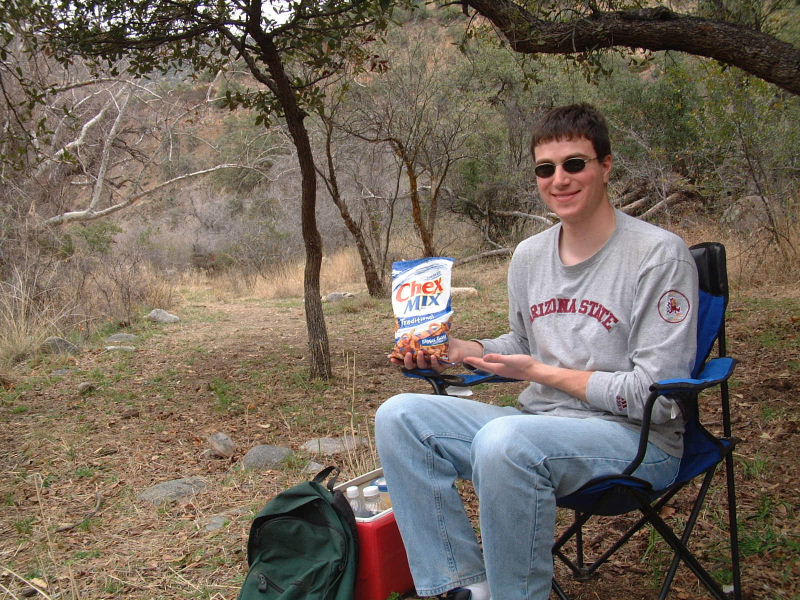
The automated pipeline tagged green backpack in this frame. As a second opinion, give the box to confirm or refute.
[237,466,359,600]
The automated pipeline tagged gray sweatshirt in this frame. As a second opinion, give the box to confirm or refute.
[480,210,698,456]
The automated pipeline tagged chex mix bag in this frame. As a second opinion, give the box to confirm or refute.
[389,257,455,362]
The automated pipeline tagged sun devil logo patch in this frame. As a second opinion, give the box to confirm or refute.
[658,290,690,323]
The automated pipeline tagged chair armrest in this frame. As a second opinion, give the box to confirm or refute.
[623,356,737,476]
[402,367,520,395]
[649,357,738,395]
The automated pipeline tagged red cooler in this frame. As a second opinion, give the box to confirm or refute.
[336,468,415,600]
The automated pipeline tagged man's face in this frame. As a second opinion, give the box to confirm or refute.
[533,137,613,226]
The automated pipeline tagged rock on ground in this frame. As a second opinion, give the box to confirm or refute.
[77,382,95,395]
[240,445,293,470]
[207,432,237,458]
[138,477,208,505]
[322,292,355,303]
[106,333,139,343]
[300,435,366,456]
[203,514,229,532]
[41,337,80,355]
[147,309,180,323]
[451,287,479,297]
[302,461,326,475]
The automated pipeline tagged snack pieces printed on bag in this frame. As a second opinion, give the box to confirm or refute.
[390,257,455,362]
[392,321,452,360]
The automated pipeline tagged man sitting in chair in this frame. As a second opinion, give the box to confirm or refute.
[376,103,699,600]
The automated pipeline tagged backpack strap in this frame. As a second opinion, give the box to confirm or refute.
[326,470,359,572]
[312,465,341,491]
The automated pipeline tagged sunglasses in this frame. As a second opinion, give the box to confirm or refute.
[534,157,598,179]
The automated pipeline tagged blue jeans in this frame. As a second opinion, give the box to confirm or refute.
[375,393,681,599]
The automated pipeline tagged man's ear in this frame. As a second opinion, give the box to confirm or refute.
[601,154,613,184]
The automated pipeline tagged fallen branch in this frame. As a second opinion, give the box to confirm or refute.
[618,195,653,215]
[640,192,688,219]
[456,248,512,266]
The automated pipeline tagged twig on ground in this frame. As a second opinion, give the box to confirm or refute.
[55,491,103,533]
[0,566,55,600]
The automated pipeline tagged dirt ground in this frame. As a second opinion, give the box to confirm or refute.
[0,274,798,600]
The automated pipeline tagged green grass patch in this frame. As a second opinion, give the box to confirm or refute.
[14,517,35,536]
[272,299,304,310]
[760,405,786,421]
[496,394,517,407]
[209,377,242,413]
[736,453,770,480]
[738,494,800,563]
[75,466,96,478]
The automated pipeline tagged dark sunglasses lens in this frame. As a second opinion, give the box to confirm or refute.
[534,163,556,178]
[563,158,588,173]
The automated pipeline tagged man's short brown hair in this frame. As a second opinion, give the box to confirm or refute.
[530,103,612,161]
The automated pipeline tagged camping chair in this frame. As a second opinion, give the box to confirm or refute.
[402,242,742,599]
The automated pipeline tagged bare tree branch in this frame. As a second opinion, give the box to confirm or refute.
[87,89,131,213]
[491,209,554,226]
[465,0,800,95]
[42,164,261,226]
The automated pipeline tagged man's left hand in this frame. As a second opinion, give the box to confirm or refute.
[464,353,538,381]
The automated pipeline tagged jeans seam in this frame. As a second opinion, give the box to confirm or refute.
[525,465,542,599]
[425,438,457,575]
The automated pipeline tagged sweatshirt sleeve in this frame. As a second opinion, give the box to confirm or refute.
[478,250,532,356]
[586,251,699,424]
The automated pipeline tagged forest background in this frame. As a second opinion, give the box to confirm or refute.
[1,1,799,599]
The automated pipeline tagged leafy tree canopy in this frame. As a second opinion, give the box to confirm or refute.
[35,0,398,121]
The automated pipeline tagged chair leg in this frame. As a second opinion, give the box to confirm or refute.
[724,450,743,600]
[574,514,585,572]
[553,487,685,580]
[551,576,571,600]
[553,512,594,578]
[659,469,717,600]
[636,494,729,600]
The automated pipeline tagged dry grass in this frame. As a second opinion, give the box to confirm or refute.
[182,247,368,301]
[671,216,800,296]
[0,264,75,368]
[67,255,176,328]
[181,218,504,302]
[341,352,381,477]
[0,252,175,368]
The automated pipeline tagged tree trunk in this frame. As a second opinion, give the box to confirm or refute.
[333,196,387,296]
[399,149,436,257]
[320,121,387,297]
[465,0,800,95]
[256,34,331,379]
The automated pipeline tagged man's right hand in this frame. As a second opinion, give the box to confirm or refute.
[389,338,484,373]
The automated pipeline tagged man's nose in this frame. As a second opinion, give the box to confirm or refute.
[552,164,571,185]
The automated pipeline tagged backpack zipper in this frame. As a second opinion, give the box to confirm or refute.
[313,504,349,599]
[257,572,284,593]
